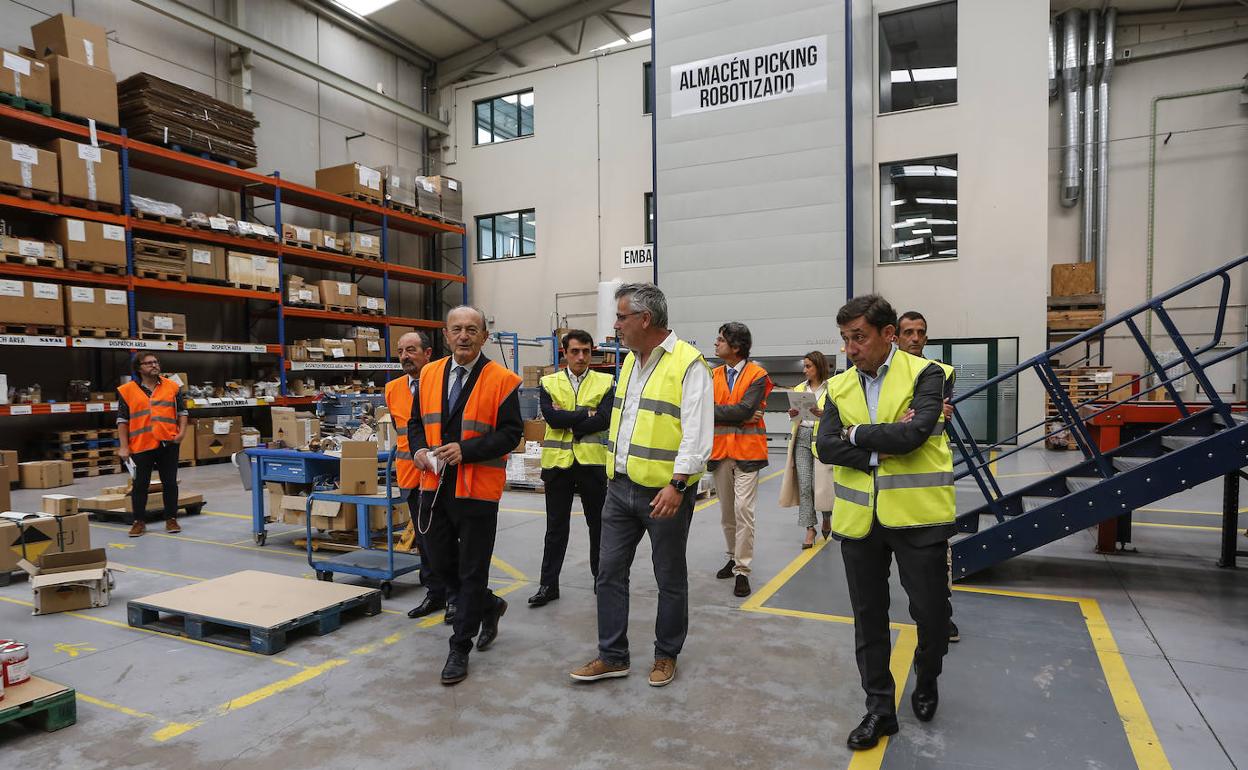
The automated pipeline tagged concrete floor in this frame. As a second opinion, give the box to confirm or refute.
[1,447,1245,769]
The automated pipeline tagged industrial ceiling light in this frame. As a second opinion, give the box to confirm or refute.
[334,0,400,15]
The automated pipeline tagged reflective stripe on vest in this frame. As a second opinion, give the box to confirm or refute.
[418,357,522,502]
[385,375,423,490]
[711,361,773,462]
[827,350,956,540]
[539,369,614,470]
[606,339,708,488]
[118,377,180,453]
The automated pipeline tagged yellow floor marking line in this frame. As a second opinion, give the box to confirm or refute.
[78,692,200,737]
[92,522,305,558]
[230,528,303,545]
[54,642,97,657]
[988,449,1000,477]
[490,554,529,583]
[1139,506,1233,517]
[111,562,207,581]
[200,510,251,520]
[1134,522,1222,532]
[846,626,918,770]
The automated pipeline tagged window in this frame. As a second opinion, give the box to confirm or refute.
[879,154,957,264]
[476,210,536,261]
[879,2,957,113]
[644,192,655,244]
[474,89,534,144]
[642,61,654,115]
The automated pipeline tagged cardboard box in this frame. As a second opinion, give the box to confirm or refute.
[346,232,381,258]
[241,427,261,449]
[137,310,187,337]
[339,440,378,495]
[312,229,341,252]
[282,223,315,244]
[64,285,128,330]
[429,176,462,223]
[31,13,112,70]
[54,218,127,266]
[228,252,279,289]
[286,277,321,306]
[315,162,383,203]
[523,419,546,443]
[1,49,51,104]
[0,466,9,513]
[179,422,195,463]
[523,366,545,388]
[184,243,227,282]
[1051,262,1097,297]
[0,450,17,487]
[41,494,78,516]
[382,165,416,207]
[270,407,320,448]
[389,325,417,356]
[194,416,241,460]
[349,326,381,340]
[357,336,384,359]
[0,138,58,194]
[315,338,350,360]
[318,280,358,308]
[413,176,440,217]
[19,548,116,615]
[51,138,120,205]
[19,460,73,489]
[357,294,386,314]
[0,511,90,572]
[44,55,117,126]
[0,280,62,327]
[0,234,60,262]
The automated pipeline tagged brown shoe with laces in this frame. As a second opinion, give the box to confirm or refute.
[128,520,146,538]
[569,658,630,682]
[649,658,676,687]
[165,518,182,534]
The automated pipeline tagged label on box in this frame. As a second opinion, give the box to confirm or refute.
[420,180,434,193]
[337,282,351,295]
[331,347,345,359]
[321,234,336,248]
[18,239,44,258]
[32,283,57,300]
[208,216,230,231]
[252,256,268,271]
[297,289,313,301]
[66,219,87,242]
[0,280,23,297]
[242,434,259,448]
[213,420,232,435]
[86,402,105,412]
[359,234,375,248]
[358,166,381,190]
[364,298,379,310]
[367,340,380,351]
[50,403,71,413]
[70,287,95,302]
[10,143,38,164]
[447,179,459,191]
[77,144,102,163]
[1094,371,1114,384]
[192,248,212,264]
[236,221,254,235]
[154,315,174,330]
[104,290,126,305]
[294,226,311,241]
[10,405,31,415]
[83,39,96,67]
[3,51,31,77]
[102,225,125,241]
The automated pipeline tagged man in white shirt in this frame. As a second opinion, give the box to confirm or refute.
[570,283,713,688]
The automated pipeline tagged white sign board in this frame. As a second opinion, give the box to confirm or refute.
[670,35,828,117]
[621,244,654,270]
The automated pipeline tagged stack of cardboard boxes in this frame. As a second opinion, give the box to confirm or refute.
[285,275,322,307]
[193,416,241,462]
[349,327,384,359]
[315,162,383,204]
[319,280,357,311]
[30,14,119,127]
[184,243,228,284]
[136,310,187,339]
[53,218,127,271]
[0,279,63,330]
[227,252,280,291]
[63,285,128,333]
[271,407,320,449]
[1,502,116,614]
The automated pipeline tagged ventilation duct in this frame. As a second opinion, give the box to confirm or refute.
[1059,10,1083,208]
[1081,10,1099,263]
[1095,8,1117,294]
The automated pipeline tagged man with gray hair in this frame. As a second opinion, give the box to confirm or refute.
[570,283,713,688]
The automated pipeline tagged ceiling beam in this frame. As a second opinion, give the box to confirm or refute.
[496,0,577,55]
[310,0,437,68]
[574,19,586,55]
[129,0,449,134]
[607,10,651,20]
[415,0,524,68]
[437,0,627,87]
[598,12,632,40]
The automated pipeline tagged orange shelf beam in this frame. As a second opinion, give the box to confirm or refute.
[385,314,445,330]
[130,277,279,302]
[275,179,465,237]
[0,104,125,146]
[0,262,128,287]
[282,306,386,325]
[385,262,467,285]
[280,244,385,277]
[129,219,280,254]
[0,192,126,226]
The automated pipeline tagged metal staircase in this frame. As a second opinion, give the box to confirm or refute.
[949,254,1248,580]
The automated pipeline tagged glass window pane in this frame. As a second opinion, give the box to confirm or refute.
[879,153,957,264]
[493,96,519,141]
[475,101,493,144]
[643,62,654,115]
[644,193,654,243]
[880,1,957,113]
[477,217,495,260]
[519,91,534,136]
[495,212,521,258]
[521,211,536,255]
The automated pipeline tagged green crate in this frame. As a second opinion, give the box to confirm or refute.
[0,687,77,732]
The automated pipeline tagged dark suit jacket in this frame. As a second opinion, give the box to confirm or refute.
[816,359,954,544]
[407,354,523,515]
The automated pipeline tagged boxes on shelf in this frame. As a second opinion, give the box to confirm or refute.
[413,176,440,217]
[54,218,126,267]
[314,338,350,360]
[345,232,381,259]
[64,286,127,331]
[285,276,321,307]
[388,325,417,356]
[20,548,116,615]
[357,294,385,315]
[51,138,120,205]
[0,235,61,264]
[312,229,341,252]
[429,176,462,223]
[193,416,241,460]
[0,138,58,195]
[184,243,227,282]
[31,13,112,71]
[42,55,118,126]
[19,460,73,489]
[281,223,315,246]
[227,252,279,290]
[271,407,320,448]
[314,162,383,204]
[1,49,51,104]
[1,510,91,573]
[0,280,63,327]
[351,328,384,359]
[136,310,186,338]
[382,165,415,207]
[318,280,358,309]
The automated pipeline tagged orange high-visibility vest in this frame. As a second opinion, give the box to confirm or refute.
[711,361,773,462]
[418,357,521,502]
[384,375,424,490]
[118,378,181,453]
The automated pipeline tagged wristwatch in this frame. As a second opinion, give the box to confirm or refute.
[669,478,689,493]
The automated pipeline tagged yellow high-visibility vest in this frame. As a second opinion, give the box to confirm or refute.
[540,369,613,470]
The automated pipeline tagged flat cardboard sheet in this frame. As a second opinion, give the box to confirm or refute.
[131,570,377,629]
[0,676,70,712]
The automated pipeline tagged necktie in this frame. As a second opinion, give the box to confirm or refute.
[410,378,418,400]
[448,366,465,411]
[726,367,738,391]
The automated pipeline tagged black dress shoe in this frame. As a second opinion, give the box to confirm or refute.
[476,598,508,651]
[733,574,751,597]
[443,603,457,625]
[912,686,939,722]
[846,713,899,750]
[527,585,560,607]
[948,620,960,643]
[440,650,469,685]
[715,559,735,579]
[407,594,446,619]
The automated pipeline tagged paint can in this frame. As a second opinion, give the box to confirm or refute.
[0,640,30,687]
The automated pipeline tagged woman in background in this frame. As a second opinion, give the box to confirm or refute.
[779,351,834,549]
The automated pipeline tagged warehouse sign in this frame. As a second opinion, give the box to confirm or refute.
[621,244,653,269]
[670,35,828,117]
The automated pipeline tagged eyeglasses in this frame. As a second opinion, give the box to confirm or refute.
[615,312,641,322]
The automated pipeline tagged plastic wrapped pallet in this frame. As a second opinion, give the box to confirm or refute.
[381,166,416,208]
[429,176,462,223]
[413,176,440,218]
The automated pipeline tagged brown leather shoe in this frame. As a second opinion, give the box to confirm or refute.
[165,518,182,534]
[569,658,630,682]
[649,658,676,687]
[128,520,146,538]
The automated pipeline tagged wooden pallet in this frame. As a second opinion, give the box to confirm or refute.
[325,304,357,315]
[73,464,120,478]
[343,192,384,206]
[134,268,188,282]
[0,91,53,116]
[66,259,127,276]
[137,331,187,341]
[0,251,62,268]
[1047,308,1104,331]
[0,181,58,204]
[43,437,119,451]
[50,429,100,441]
[228,281,279,293]
[69,326,126,339]
[126,571,382,655]
[282,237,315,250]
[347,251,382,261]
[49,448,102,460]
[131,209,185,226]
[0,323,64,336]
[357,306,385,316]
[133,238,188,259]
[59,196,123,214]
[188,455,231,466]
[0,678,77,732]
[186,275,232,287]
